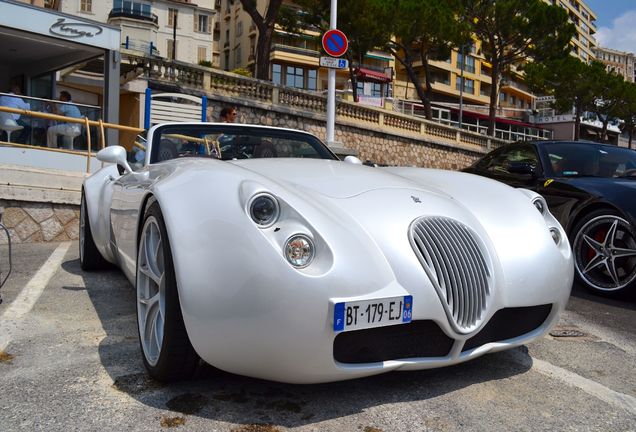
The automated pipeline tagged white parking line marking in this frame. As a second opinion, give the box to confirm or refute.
[0,242,71,352]
[509,349,636,415]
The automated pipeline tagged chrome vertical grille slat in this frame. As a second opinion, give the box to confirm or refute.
[409,217,491,333]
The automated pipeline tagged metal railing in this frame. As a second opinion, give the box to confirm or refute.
[0,105,143,173]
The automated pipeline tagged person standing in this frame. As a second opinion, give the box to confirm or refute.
[47,91,82,148]
[219,106,237,123]
[0,85,31,144]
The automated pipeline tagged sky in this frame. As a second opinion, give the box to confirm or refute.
[585,0,636,52]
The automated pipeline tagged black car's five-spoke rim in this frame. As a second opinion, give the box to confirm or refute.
[573,215,636,291]
[137,216,166,366]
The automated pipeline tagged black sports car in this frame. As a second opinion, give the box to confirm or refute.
[464,140,636,297]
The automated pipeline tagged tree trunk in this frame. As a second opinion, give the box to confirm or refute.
[487,59,500,137]
[254,23,274,80]
[420,51,433,120]
[574,102,581,141]
[392,50,428,116]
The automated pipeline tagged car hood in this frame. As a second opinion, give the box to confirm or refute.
[231,159,446,198]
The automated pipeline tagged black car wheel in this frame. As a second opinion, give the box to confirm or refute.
[79,191,109,271]
[572,209,636,296]
[136,202,199,382]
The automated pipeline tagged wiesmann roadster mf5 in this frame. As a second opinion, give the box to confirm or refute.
[80,123,573,384]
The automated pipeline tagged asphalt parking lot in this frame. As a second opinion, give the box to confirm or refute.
[0,241,635,431]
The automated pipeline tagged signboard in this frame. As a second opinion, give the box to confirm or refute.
[322,29,348,57]
[320,56,349,69]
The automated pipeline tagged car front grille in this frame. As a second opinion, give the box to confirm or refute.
[410,217,491,333]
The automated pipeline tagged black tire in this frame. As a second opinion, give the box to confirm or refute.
[79,191,109,271]
[571,209,636,297]
[136,202,199,382]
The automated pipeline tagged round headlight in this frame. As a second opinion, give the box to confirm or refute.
[533,198,546,214]
[285,235,315,268]
[249,193,279,227]
[549,227,561,245]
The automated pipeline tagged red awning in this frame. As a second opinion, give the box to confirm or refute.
[355,67,392,83]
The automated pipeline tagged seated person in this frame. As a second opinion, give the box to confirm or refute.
[47,91,82,149]
[0,85,31,144]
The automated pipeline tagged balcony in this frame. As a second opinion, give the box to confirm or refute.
[270,44,320,59]
[108,8,158,25]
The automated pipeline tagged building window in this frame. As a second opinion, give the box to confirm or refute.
[272,64,282,85]
[168,8,178,27]
[80,0,92,12]
[198,46,208,63]
[456,77,474,94]
[167,39,177,60]
[196,14,211,33]
[113,0,151,16]
[457,53,475,73]
[307,69,317,91]
[286,66,304,88]
[237,21,243,37]
[235,46,242,65]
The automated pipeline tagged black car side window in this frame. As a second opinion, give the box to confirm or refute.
[488,145,539,175]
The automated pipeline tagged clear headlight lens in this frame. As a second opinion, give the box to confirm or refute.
[249,193,279,227]
[533,197,546,214]
[285,235,314,268]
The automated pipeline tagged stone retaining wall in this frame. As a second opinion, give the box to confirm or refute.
[0,201,79,244]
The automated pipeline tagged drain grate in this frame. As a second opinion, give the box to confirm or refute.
[550,328,587,338]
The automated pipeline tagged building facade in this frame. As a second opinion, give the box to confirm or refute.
[593,46,636,83]
[219,0,394,106]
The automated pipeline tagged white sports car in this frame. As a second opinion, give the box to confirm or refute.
[81,123,573,384]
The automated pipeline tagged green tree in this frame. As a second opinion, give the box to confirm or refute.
[239,0,284,80]
[464,0,575,136]
[616,81,636,149]
[375,0,469,119]
[589,64,625,142]
[525,57,599,141]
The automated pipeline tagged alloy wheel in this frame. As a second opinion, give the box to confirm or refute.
[573,215,636,292]
[137,216,166,366]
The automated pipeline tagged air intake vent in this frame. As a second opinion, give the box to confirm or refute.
[410,217,491,333]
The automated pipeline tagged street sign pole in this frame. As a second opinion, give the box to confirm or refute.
[326,0,337,146]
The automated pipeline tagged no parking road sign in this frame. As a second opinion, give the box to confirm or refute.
[322,29,348,58]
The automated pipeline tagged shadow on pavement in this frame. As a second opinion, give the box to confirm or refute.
[63,257,534,429]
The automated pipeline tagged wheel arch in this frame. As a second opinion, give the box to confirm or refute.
[566,202,625,238]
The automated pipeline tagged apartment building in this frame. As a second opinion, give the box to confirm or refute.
[594,46,636,83]
[550,0,597,63]
[41,0,220,66]
[219,0,394,106]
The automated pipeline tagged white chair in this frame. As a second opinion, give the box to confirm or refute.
[0,111,23,143]
[61,126,81,150]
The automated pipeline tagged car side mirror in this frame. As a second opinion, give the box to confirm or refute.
[507,161,537,177]
[344,155,363,165]
[97,145,133,175]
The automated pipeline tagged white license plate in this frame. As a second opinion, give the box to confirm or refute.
[333,295,413,332]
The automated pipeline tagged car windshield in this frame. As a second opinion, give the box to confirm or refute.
[149,124,338,164]
[542,142,636,178]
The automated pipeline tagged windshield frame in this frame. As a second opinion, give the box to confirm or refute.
[148,123,339,164]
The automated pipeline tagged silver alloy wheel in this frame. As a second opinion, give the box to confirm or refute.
[573,215,636,292]
[79,197,85,263]
[137,215,166,366]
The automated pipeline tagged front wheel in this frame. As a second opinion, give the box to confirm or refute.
[136,202,199,382]
[572,209,636,297]
[79,191,108,271]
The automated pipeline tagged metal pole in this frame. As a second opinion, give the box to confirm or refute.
[326,0,337,145]
[458,45,465,130]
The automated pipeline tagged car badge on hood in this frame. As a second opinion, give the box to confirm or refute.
[411,196,422,204]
